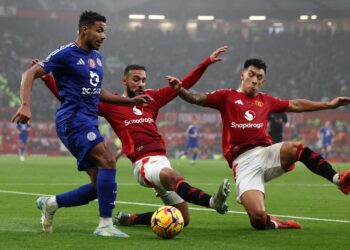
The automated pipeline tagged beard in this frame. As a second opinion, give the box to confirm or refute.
[127,87,144,98]
[127,88,136,98]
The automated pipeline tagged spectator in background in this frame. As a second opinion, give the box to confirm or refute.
[318,120,335,159]
[268,113,288,143]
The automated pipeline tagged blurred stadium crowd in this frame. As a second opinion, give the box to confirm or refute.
[0,2,349,161]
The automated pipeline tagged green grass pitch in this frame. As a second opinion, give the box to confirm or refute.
[0,156,349,249]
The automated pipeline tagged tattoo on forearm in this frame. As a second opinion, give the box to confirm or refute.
[178,87,206,105]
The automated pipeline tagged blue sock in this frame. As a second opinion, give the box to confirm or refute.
[192,152,198,161]
[56,183,97,208]
[96,168,117,218]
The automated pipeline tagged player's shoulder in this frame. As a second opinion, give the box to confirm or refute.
[206,88,235,95]
[54,43,76,55]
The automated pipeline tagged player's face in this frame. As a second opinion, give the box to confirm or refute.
[85,21,106,50]
[123,70,146,97]
[240,66,265,96]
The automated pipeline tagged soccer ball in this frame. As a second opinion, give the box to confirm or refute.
[151,206,184,239]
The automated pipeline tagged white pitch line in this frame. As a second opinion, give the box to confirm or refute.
[0,183,333,187]
[1,189,349,224]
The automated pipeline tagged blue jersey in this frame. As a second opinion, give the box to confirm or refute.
[17,123,30,142]
[319,127,333,146]
[40,43,104,170]
[40,43,103,127]
[186,125,199,148]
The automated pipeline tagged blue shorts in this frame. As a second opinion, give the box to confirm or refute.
[56,124,104,171]
[19,135,28,144]
[186,140,198,150]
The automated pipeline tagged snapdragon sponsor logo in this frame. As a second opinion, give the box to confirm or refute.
[231,122,264,129]
[124,117,154,126]
[230,110,263,129]
[82,87,101,95]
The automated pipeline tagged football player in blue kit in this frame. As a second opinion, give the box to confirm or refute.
[318,120,334,159]
[182,119,200,165]
[12,11,152,237]
[17,123,30,161]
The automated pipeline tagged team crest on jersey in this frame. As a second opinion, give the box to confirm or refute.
[255,100,264,107]
[96,58,102,67]
[244,110,256,121]
[87,132,97,141]
[133,106,143,116]
[89,58,96,68]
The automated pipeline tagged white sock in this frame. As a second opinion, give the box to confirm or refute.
[47,196,58,210]
[99,217,113,227]
[333,173,340,186]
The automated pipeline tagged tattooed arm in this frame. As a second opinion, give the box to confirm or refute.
[166,76,208,106]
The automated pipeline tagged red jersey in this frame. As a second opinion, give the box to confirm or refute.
[204,88,289,167]
[43,57,212,162]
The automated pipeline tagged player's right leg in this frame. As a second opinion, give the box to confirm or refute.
[115,201,190,227]
[240,190,301,230]
[88,142,129,237]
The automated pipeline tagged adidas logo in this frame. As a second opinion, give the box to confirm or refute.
[234,99,243,105]
[76,58,85,65]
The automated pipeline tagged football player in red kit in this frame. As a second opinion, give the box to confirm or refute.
[168,58,350,230]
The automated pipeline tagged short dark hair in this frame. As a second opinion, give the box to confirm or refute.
[124,65,146,76]
[244,58,267,73]
[79,11,106,29]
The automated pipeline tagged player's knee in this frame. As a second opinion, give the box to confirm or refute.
[248,210,268,230]
[160,169,182,191]
[99,157,116,169]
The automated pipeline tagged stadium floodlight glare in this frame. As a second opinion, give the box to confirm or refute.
[197,16,215,21]
[311,15,318,20]
[249,16,266,21]
[300,15,309,20]
[148,15,165,20]
[273,22,283,27]
[129,14,146,20]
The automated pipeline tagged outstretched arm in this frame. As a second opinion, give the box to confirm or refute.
[181,46,228,89]
[100,89,154,106]
[285,97,350,112]
[166,76,207,106]
[11,64,47,124]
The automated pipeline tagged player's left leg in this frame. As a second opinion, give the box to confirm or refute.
[280,141,350,194]
[133,156,230,214]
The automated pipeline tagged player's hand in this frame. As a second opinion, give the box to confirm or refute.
[130,95,154,105]
[31,58,40,66]
[209,46,229,64]
[166,76,182,92]
[329,97,350,109]
[11,105,31,124]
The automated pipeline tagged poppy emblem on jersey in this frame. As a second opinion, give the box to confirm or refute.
[96,58,102,67]
[133,106,143,116]
[255,100,264,107]
[89,58,96,68]
[244,110,256,121]
[87,132,97,141]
